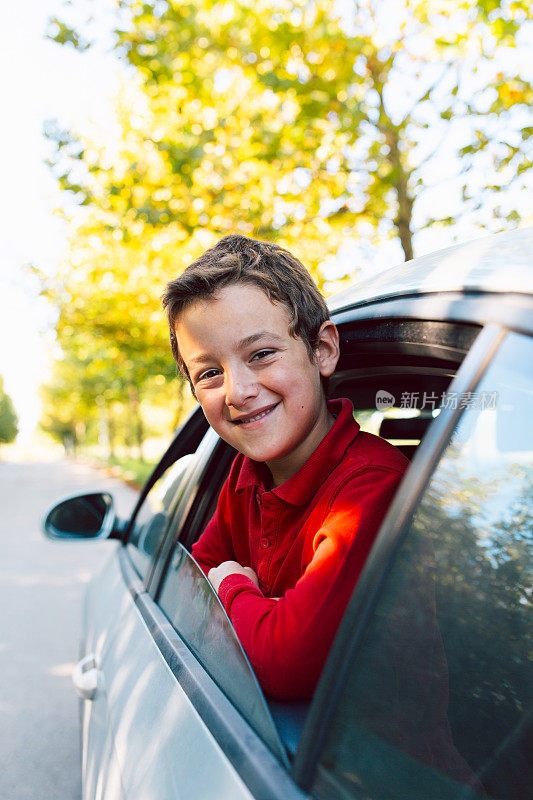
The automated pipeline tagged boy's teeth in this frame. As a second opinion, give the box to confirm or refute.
[239,407,273,424]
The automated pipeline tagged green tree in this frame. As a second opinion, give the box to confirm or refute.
[41,0,532,444]
[0,378,18,448]
[47,0,532,262]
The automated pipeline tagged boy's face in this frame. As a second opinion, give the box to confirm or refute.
[174,283,339,486]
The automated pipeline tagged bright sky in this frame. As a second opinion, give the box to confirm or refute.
[0,0,121,442]
[0,2,530,444]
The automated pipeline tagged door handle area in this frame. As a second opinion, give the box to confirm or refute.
[73,653,99,700]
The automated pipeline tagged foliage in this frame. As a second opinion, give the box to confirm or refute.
[47,0,533,259]
[0,377,18,446]
[41,0,532,451]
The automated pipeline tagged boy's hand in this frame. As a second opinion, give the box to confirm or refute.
[208,561,259,594]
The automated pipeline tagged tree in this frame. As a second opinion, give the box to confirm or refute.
[47,0,532,262]
[0,378,18,448]
[41,0,532,442]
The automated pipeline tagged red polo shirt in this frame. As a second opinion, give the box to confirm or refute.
[192,398,409,701]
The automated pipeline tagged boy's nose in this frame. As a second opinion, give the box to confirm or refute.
[224,368,259,407]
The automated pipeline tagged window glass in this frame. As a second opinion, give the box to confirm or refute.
[314,331,532,800]
[159,543,288,766]
[126,454,194,579]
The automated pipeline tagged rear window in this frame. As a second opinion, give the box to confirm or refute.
[313,331,533,800]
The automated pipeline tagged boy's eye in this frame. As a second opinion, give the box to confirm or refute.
[251,349,275,362]
[197,368,221,382]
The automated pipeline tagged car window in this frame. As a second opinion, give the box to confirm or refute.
[126,454,194,579]
[333,370,454,461]
[354,407,436,460]
[312,330,532,800]
[158,543,289,766]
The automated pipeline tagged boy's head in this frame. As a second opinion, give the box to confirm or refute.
[163,235,330,381]
[162,235,339,484]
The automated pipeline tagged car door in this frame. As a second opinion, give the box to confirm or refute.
[80,409,208,799]
[80,421,304,800]
[81,546,293,800]
[291,328,532,800]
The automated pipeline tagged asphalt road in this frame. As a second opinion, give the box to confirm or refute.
[0,457,138,800]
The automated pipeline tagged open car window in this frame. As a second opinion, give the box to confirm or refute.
[312,330,533,800]
[158,543,289,766]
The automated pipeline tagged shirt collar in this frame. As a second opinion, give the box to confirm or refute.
[235,398,360,505]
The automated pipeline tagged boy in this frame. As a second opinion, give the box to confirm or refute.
[162,235,408,701]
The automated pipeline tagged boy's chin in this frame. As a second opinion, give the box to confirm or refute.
[238,445,278,463]
[231,438,286,464]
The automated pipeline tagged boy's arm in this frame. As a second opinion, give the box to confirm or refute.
[215,466,404,701]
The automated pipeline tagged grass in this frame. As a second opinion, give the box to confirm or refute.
[97,455,158,488]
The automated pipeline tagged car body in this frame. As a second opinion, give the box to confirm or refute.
[44,227,533,800]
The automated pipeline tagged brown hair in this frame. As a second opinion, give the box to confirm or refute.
[162,234,329,384]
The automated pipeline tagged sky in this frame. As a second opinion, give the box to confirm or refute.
[0,0,121,442]
[0,1,531,443]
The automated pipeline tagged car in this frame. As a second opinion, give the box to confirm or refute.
[43,227,532,800]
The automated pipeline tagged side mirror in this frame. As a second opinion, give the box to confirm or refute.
[43,492,115,542]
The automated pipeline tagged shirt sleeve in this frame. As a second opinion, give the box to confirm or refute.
[191,472,236,575]
[217,466,404,701]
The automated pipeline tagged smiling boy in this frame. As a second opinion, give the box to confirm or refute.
[163,235,408,700]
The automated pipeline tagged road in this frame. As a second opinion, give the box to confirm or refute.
[0,457,138,800]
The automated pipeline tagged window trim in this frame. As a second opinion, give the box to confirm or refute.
[157,542,290,765]
[292,323,507,791]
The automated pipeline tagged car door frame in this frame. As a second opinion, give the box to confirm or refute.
[292,320,510,789]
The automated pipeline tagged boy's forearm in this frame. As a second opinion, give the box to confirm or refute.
[217,570,343,700]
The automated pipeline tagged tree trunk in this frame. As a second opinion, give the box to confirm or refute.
[128,385,144,462]
[96,396,113,459]
[107,404,116,460]
[395,175,414,262]
[75,420,85,451]
[373,62,415,263]
[171,379,187,430]
[386,128,414,262]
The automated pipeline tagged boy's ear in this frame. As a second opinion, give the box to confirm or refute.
[315,320,340,377]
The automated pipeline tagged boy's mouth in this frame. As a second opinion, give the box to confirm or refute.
[232,403,280,425]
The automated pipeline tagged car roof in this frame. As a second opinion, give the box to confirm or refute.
[328,227,533,314]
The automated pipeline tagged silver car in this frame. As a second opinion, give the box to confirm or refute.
[44,228,532,800]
